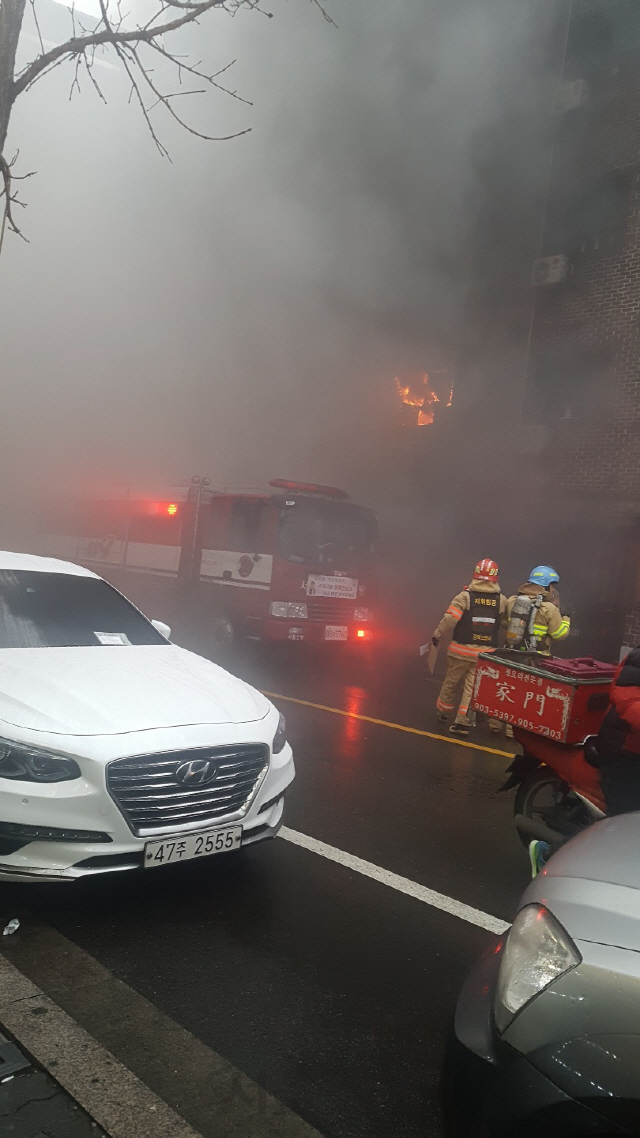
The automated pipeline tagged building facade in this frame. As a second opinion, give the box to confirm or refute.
[448,0,640,661]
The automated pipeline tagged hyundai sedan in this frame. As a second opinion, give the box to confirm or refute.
[0,552,294,882]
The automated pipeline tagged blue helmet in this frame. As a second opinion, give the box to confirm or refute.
[528,565,559,588]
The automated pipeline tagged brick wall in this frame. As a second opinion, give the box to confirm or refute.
[623,607,640,646]
[529,35,640,498]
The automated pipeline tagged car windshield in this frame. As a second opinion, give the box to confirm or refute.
[278,500,377,571]
[0,571,166,648]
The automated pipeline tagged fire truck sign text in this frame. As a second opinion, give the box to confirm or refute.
[306,575,358,599]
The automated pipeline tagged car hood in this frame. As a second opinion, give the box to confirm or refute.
[526,815,640,952]
[0,645,270,736]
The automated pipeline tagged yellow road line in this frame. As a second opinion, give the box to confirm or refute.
[262,691,513,758]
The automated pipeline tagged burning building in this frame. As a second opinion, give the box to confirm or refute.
[416,0,640,662]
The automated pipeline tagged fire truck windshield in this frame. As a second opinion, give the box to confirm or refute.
[277,499,376,571]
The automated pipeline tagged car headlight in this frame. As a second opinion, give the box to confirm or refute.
[0,739,81,784]
[354,607,369,621]
[269,602,308,619]
[272,712,287,754]
[494,904,581,1032]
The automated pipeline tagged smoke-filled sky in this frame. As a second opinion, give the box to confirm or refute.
[0,0,550,531]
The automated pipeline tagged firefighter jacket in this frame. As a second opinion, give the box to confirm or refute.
[433,581,507,661]
[597,647,640,761]
[505,582,570,654]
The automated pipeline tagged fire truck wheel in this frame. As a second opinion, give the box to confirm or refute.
[513,767,590,849]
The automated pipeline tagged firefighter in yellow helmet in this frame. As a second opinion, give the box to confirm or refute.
[432,559,507,736]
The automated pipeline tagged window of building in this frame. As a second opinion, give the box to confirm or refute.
[566,0,640,66]
[544,172,630,256]
[524,344,613,426]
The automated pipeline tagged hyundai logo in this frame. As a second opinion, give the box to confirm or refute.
[174,758,219,787]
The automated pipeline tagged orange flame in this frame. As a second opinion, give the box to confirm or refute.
[395,377,424,408]
[395,373,442,425]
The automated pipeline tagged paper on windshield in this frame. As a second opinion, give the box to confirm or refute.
[94,632,132,646]
[306,575,358,599]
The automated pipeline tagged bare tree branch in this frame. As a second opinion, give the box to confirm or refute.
[0,151,33,250]
[0,0,335,248]
[13,0,228,99]
[127,40,248,142]
[148,42,252,106]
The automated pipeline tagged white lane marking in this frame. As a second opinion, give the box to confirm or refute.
[279,827,509,936]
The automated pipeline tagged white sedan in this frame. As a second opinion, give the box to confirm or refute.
[0,552,295,882]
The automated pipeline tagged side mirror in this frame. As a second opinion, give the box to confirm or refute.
[151,620,171,640]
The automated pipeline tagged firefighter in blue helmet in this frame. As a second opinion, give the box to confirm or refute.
[505,565,571,655]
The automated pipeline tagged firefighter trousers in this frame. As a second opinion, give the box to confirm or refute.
[436,651,477,724]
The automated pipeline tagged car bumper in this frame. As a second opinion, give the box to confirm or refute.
[442,938,630,1137]
[262,618,374,644]
[0,800,287,882]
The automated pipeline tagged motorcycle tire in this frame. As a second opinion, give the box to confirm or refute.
[513,766,591,850]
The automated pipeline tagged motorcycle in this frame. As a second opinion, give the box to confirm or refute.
[502,728,606,851]
[471,648,617,852]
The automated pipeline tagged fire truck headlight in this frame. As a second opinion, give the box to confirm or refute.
[270,602,308,620]
[270,602,289,618]
[272,712,287,754]
[354,607,369,621]
[287,603,308,620]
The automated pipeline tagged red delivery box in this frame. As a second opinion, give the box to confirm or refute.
[472,651,616,743]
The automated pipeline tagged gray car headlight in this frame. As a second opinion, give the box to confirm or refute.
[494,904,581,1032]
[272,712,287,755]
[0,739,81,784]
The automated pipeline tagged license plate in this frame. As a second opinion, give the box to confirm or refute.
[144,825,242,868]
[325,625,348,641]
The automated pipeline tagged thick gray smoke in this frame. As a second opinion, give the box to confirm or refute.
[0,0,554,632]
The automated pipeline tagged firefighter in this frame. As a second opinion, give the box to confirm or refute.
[505,566,570,654]
[432,559,507,736]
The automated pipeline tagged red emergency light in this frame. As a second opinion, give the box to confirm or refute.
[143,501,180,517]
[269,479,350,500]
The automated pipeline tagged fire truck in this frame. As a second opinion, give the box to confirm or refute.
[43,479,378,650]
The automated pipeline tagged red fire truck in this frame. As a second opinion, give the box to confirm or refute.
[43,479,378,650]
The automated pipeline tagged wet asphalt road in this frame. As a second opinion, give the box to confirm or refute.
[0,646,530,1138]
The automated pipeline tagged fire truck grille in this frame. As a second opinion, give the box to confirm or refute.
[107,744,270,836]
[307,599,355,623]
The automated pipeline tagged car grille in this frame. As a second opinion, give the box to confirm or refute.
[107,744,270,837]
[307,599,355,623]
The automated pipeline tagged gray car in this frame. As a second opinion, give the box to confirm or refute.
[443,813,640,1136]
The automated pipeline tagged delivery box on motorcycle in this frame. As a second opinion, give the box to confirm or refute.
[472,650,616,743]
